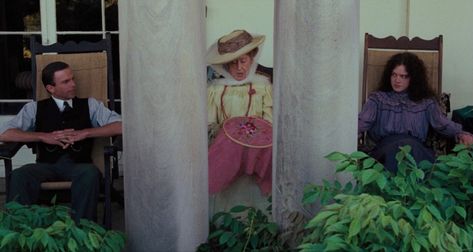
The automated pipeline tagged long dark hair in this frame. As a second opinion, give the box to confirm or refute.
[378,52,436,101]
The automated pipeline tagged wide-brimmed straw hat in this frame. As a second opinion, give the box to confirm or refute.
[207,30,265,65]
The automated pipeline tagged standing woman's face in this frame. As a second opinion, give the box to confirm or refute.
[227,54,253,81]
[390,64,410,93]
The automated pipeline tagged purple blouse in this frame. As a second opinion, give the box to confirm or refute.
[358,91,462,142]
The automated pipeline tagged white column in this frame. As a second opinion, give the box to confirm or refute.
[119,1,208,251]
[273,0,360,231]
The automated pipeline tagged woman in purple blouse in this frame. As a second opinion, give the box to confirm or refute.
[358,52,473,172]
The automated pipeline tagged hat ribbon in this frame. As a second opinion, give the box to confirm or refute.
[218,31,253,54]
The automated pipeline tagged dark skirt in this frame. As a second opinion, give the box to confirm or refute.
[370,134,435,173]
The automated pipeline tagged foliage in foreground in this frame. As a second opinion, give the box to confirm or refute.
[197,205,288,252]
[0,201,125,252]
[300,145,473,252]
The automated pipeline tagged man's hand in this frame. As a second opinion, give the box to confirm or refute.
[64,129,89,143]
[40,129,75,149]
[0,122,120,147]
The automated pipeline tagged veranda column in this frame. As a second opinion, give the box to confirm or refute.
[119,1,208,251]
[273,0,360,232]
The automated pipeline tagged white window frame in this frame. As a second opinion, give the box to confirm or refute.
[0,0,119,102]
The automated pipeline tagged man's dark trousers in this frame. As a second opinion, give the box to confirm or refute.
[7,154,100,223]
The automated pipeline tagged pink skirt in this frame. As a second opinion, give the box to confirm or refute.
[208,117,272,195]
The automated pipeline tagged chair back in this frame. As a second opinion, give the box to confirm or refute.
[35,52,108,104]
[362,33,443,105]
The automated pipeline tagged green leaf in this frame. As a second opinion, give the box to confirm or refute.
[350,151,369,159]
[250,235,258,248]
[399,145,412,154]
[445,206,455,219]
[451,191,470,200]
[426,205,443,221]
[88,232,102,249]
[361,170,379,186]
[223,214,233,227]
[343,182,353,193]
[208,230,224,239]
[325,235,346,251]
[32,228,45,242]
[336,160,351,172]
[431,188,444,203]
[67,238,78,252]
[373,163,384,171]
[452,144,467,152]
[362,158,376,169]
[227,236,237,248]
[229,205,248,213]
[420,208,432,224]
[302,191,320,205]
[414,169,425,179]
[265,223,278,235]
[347,218,361,239]
[345,164,358,172]
[18,234,26,249]
[417,236,430,251]
[376,175,387,189]
[218,231,232,245]
[40,232,49,248]
[455,206,467,219]
[325,152,347,161]
[0,232,17,249]
[324,222,348,234]
[299,243,325,251]
[428,226,440,247]
[306,211,337,228]
[411,239,421,252]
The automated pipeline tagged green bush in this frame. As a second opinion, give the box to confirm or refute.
[197,205,288,252]
[0,200,125,252]
[300,145,473,252]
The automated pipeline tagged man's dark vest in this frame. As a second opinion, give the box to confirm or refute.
[35,97,93,163]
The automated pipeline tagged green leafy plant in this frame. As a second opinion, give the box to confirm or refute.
[0,201,125,252]
[300,145,473,252]
[197,205,288,252]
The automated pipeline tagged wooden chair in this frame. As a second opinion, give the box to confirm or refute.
[0,34,119,229]
[360,33,449,155]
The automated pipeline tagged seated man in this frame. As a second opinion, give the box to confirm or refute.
[0,61,122,222]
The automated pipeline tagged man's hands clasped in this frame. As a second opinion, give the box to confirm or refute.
[40,128,88,149]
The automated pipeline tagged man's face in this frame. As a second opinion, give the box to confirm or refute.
[46,67,76,100]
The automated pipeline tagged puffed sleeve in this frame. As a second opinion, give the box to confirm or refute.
[207,86,218,125]
[426,100,462,137]
[262,84,273,123]
[358,95,378,134]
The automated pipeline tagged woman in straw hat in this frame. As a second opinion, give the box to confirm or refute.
[207,30,272,212]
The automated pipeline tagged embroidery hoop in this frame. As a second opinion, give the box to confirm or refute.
[223,116,272,148]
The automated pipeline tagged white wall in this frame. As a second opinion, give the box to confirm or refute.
[205,0,274,67]
[360,0,473,110]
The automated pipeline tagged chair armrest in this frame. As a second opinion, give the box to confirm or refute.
[104,136,122,179]
[104,135,122,155]
[112,135,122,152]
[0,142,25,159]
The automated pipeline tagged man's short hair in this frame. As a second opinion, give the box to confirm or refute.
[42,61,70,87]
